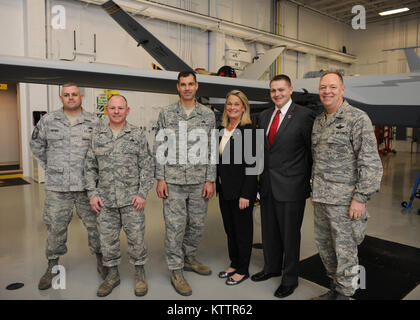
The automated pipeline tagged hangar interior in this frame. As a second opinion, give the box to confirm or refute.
[0,0,419,300]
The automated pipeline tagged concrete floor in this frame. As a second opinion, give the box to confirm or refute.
[0,152,419,301]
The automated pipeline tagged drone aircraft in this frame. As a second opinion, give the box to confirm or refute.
[0,0,419,126]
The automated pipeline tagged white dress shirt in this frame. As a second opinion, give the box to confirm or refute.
[266,99,292,135]
[219,125,238,155]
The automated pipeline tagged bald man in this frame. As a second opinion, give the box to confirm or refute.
[85,94,155,297]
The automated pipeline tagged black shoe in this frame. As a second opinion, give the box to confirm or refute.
[251,270,282,282]
[274,283,298,298]
[226,274,249,286]
[218,270,235,279]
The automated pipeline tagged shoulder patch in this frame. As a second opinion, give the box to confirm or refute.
[32,127,39,140]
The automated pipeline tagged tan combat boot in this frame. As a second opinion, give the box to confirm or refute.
[38,258,59,290]
[97,266,120,297]
[134,265,148,297]
[171,269,192,296]
[184,256,212,275]
[96,253,108,280]
[311,290,350,300]
[311,290,337,300]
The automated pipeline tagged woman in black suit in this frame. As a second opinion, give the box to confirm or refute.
[216,90,258,285]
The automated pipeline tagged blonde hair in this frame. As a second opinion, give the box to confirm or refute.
[221,90,252,127]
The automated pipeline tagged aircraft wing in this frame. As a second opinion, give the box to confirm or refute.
[1,54,419,126]
[102,0,194,73]
[0,55,269,101]
[96,1,419,126]
[293,73,420,127]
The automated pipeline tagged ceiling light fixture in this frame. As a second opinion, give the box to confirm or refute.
[379,7,410,16]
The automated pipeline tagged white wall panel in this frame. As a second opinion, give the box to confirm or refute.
[277,1,351,78]
[298,7,350,52]
[298,8,329,45]
[349,15,420,152]
[349,15,420,76]
[211,0,272,73]
[23,0,46,58]
[0,0,24,56]
[20,0,49,178]
[154,0,209,15]
[9,0,420,174]
[279,1,297,39]
[45,1,185,149]
[49,0,208,69]
[208,31,226,72]
[208,0,271,31]
[279,49,298,79]
[0,85,19,163]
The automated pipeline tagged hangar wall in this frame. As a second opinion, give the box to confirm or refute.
[0,85,19,163]
[0,0,275,177]
[349,14,420,75]
[277,0,352,79]
[348,13,420,152]
[0,0,419,177]
[0,0,49,177]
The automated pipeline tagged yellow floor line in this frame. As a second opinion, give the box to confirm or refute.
[0,174,24,179]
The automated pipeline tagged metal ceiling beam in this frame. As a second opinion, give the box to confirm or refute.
[79,0,357,64]
[341,9,420,24]
[297,0,420,24]
[340,1,420,20]
[286,0,347,24]
[301,0,336,6]
[329,0,391,15]
[321,1,359,12]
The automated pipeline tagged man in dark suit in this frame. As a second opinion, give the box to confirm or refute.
[252,74,314,298]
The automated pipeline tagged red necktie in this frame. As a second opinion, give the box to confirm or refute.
[268,109,281,146]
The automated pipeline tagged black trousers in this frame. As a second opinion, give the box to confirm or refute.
[260,193,305,286]
[219,194,254,276]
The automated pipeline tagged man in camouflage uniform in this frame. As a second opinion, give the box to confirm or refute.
[85,94,154,297]
[30,83,103,290]
[310,72,383,300]
[155,71,216,296]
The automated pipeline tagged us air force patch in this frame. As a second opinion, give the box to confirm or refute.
[32,126,39,140]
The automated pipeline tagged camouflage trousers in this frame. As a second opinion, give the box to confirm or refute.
[313,202,368,296]
[97,205,147,267]
[163,184,209,270]
[43,190,101,260]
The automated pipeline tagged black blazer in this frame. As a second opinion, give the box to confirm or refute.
[216,124,258,201]
[258,102,314,202]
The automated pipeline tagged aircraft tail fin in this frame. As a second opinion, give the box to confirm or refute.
[240,46,286,80]
[383,46,420,72]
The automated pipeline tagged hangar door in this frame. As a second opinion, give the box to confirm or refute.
[0,83,21,173]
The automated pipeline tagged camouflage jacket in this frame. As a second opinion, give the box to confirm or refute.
[311,100,383,205]
[154,101,216,185]
[30,108,98,192]
[84,121,155,208]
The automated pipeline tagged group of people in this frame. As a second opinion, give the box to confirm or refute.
[30,70,383,299]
